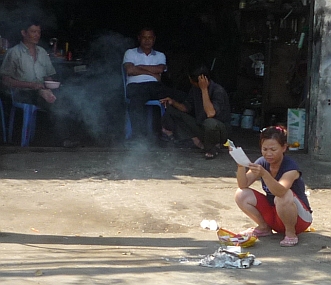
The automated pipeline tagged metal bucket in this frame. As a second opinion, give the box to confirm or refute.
[231,113,241,127]
[241,109,254,129]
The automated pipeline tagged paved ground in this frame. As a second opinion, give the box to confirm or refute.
[0,132,330,284]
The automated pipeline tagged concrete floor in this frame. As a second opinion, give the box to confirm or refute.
[0,139,330,284]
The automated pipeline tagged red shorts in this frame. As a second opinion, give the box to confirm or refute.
[253,190,312,234]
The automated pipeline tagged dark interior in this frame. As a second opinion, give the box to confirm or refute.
[0,0,311,147]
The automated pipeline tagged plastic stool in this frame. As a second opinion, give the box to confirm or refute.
[122,66,166,139]
[8,89,40,147]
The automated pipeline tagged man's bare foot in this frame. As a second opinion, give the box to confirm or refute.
[160,128,174,142]
[192,137,204,149]
[162,128,173,137]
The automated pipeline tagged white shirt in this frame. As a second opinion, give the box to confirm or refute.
[123,47,166,84]
[0,41,56,85]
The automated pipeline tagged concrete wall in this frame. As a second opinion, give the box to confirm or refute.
[309,0,331,161]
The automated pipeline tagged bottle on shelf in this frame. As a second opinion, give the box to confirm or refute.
[239,0,246,9]
[270,114,277,126]
[67,51,72,61]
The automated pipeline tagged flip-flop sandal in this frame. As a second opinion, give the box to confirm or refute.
[205,147,219,160]
[160,132,174,142]
[280,236,298,247]
[240,227,273,237]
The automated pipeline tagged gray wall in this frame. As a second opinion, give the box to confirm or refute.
[309,0,331,161]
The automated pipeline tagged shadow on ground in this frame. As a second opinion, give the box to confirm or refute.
[0,231,330,285]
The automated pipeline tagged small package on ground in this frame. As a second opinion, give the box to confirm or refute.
[217,228,257,248]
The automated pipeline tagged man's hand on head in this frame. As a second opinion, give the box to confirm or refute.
[198,75,209,90]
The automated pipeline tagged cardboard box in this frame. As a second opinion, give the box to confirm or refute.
[287,108,306,149]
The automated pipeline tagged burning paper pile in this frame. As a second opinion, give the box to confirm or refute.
[199,246,261,269]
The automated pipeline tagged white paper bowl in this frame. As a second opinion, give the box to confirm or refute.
[289,147,299,151]
[44,81,60,89]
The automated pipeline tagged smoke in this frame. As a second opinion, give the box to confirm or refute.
[53,32,134,145]
[0,0,136,146]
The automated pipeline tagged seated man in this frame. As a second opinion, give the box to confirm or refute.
[0,18,56,107]
[160,63,231,159]
[123,27,186,140]
[0,17,78,147]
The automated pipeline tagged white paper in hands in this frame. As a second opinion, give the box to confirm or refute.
[226,139,252,167]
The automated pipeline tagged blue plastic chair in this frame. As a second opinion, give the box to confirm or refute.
[0,98,7,143]
[8,88,40,147]
[122,66,166,139]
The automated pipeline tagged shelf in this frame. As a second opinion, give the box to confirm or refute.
[238,4,310,15]
[238,73,264,80]
[241,41,265,45]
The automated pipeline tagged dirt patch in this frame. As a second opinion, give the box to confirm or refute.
[0,146,331,284]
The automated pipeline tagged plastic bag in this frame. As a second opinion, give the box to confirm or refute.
[217,228,257,248]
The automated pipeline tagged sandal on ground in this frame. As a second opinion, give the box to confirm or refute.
[160,132,174,142]
[205,147,219,160]
[191,137,204,150]
[280,236,298,247]
[240,227,273,237]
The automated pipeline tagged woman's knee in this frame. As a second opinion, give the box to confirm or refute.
[274,190,294,208]
[235,187,253,205]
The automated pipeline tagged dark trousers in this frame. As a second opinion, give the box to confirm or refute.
[126,82,187,138]
[13,89,78,144]
[13,89,48,108]
[162,105,230,151]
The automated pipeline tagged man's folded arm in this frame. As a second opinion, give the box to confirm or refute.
[124,63,165,76]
